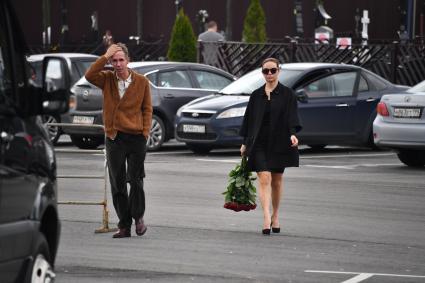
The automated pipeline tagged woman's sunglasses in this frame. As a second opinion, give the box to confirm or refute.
[262,68,278,75]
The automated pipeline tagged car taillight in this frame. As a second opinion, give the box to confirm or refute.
[69,95,76,110]
[377,102,389,116]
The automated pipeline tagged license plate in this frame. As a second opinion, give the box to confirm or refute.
[73,116,94,124]
[182,124,205,133]
[393,108,422,118]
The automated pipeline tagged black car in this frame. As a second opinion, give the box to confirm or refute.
[1,0,70,281]
[175,63,409,153]
[27,53,98,144]
[62,61,236,150]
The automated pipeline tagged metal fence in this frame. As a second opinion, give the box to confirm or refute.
[198,41,425,86]
[29,39,425,86]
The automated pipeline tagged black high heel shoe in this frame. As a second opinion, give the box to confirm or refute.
[271,221,280,233]
[262,228,271,235]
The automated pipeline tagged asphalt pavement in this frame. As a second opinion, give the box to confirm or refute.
[53,137,425,283]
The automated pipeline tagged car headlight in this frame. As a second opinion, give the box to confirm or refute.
[216,107,246,119]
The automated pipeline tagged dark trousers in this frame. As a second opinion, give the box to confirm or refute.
[106,132,147,229]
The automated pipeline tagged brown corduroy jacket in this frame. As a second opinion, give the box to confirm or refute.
[85,56,153,139]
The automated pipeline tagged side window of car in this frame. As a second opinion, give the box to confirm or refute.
[303,76,335,98]
[191,70,232,90]
[363,71,388,91]
[146,72,157,86]
[0,24,13,105]
[358,74,369,92]
[71,62,82,85]
[303,72,356,98]
[158,70,191,88]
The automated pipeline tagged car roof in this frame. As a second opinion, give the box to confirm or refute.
[27,53,98,61]
[127,61,231,74]
[281,62,359,71]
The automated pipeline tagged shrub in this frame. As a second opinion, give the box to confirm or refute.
[242,0,267,43]
[167,9,197,62]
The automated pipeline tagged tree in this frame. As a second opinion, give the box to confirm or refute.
[167,9,197,62]
[242,0,267,43]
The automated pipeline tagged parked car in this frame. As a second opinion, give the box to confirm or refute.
[61,61,236,150]
[27,53,98,144]
[1,0,70,281]
[373,80,425,167]
[175,62,408,153]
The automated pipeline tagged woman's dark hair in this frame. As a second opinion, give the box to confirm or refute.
[261,57,280,68]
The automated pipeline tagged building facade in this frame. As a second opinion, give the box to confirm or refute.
[13,0,425,46]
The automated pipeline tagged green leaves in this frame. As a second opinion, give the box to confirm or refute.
[167,8,197,62]
[223,157,257,212]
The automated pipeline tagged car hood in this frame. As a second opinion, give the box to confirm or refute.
[182,94,249,111]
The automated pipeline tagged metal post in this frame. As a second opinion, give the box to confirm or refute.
[391,41,399,84]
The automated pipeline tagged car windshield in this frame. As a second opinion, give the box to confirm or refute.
[219,68,302,95]
[408,80,425,94]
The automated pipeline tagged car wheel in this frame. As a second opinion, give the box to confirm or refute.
[307,144,326,150]
[28,234,55,283]
[397,149,425,167]
[70,135,104,149]
[147,115,165,151]
[42,114,61,144]
[186,143,212,154]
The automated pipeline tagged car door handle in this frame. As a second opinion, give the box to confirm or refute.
[366,98,377,102]
[164,94,174,99]
[335,103,349,107]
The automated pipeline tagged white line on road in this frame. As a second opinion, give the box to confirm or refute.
[300,152,394,159]
[341,273,373,283]
[304,163,401,170]
[305,270,425,282]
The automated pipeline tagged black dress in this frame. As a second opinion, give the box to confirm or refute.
[239,83,302,173]
[250,96,285,173]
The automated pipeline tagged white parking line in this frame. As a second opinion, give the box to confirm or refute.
[305,270,425,282]
[304,163,401,170]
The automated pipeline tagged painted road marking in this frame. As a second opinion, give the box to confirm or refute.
[196,158,400,170]
[305,270,425,282]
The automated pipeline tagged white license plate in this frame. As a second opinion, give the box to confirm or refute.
[182,124,205,133]
[73,116,94,124]
[393,108,422,118]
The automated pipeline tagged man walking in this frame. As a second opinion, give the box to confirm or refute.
[85,43,152,238]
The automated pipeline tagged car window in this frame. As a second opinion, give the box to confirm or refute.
[408,80,425,93]
[157,70,191,88]
[146,72,157,86]
[358,74,369,92]
[220,68,302,95]
[71,62,81,85]
[303,72,356,98]
[191,70,232,90]
[0,27,11,104]
[363,71,388,91]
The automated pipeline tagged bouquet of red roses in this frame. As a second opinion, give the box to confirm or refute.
[223,156,257,212]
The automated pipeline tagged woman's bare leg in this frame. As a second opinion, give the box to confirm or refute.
[271,173,283,228]
[257,171,272,229]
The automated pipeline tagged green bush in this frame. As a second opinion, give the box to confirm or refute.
[167,9,197,62]
[242,0,267,43]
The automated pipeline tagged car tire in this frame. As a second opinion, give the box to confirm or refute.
[70,135,104,149]
[397,149,425,167]
[307,144,326,151]
[186,143,212,154]
[147,115,166,151]
[42,114,62,145]
[26,234,55,283]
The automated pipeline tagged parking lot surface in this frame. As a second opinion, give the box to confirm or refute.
[54,139,425,283]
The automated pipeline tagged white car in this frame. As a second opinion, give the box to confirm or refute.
[373,80,425,167]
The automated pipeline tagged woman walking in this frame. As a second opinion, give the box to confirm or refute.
[240,58,302,235]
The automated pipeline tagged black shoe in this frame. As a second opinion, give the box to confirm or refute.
[272,227,280,233]
[112,228,131,238]
[262,228,271,235]
[135,217,147,236]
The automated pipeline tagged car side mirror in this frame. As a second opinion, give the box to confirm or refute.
[42,56,71,114]
[296,89,308,103]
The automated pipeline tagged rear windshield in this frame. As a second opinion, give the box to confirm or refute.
[220,68,302,95]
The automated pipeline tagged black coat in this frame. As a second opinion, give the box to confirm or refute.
[239,83,302,169]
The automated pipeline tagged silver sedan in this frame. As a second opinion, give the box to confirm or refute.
[373,81,425,167]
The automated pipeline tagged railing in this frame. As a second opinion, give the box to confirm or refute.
[49,123,117,234]
[198,41,425,86]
